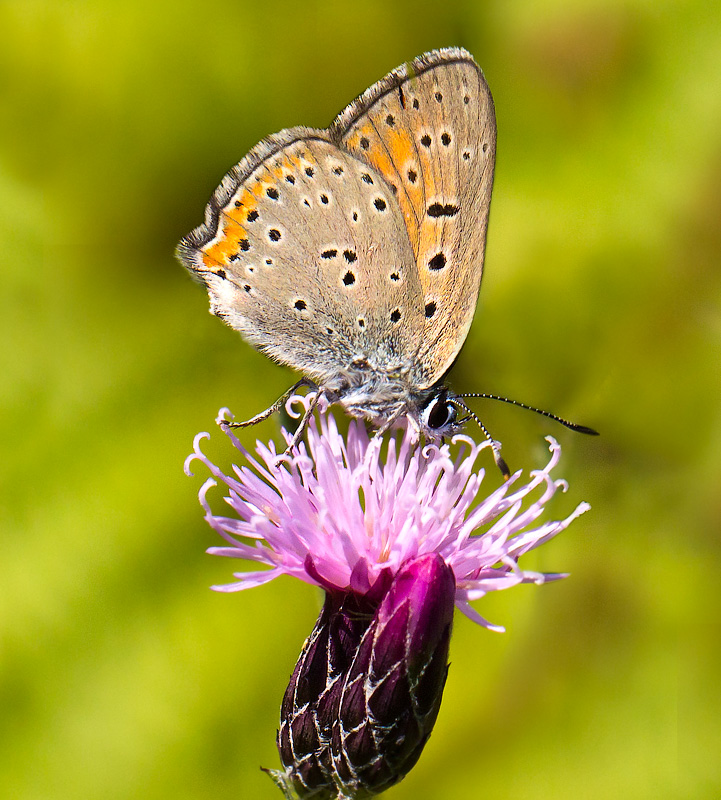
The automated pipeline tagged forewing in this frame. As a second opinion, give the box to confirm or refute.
[177,129,423,385]
[331,47,496,387]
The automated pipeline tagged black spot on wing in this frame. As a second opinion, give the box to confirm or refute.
[427,203,459,218]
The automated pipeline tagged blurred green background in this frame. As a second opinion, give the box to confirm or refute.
[3,1,719,798]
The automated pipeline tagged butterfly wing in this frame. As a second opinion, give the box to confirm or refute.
[177,128,424,387]
[330,47,496,389]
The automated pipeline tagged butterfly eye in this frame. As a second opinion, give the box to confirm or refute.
[421,395,457,431]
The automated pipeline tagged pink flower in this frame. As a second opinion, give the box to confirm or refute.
[185,395,589,632]
[185,396,590,798]
[186,397,588,800]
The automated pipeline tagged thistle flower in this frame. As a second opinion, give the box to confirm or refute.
[185,396,590,798]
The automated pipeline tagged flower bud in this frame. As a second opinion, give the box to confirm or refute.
[331,553,455,797]
[267,554,455,798]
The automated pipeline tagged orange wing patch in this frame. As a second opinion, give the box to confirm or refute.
[379,125,425,249]
[202,214,247,268]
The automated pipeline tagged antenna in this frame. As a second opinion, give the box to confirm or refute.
[459,393,599,436]
[454,398,511,480]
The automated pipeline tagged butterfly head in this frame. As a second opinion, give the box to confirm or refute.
[416,387,463,438]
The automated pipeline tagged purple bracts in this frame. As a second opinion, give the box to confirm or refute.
[274,555,455,799]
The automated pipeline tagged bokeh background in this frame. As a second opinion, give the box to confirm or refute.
[3,1,719,798]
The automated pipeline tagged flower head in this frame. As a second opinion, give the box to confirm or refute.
[185,395,589,632]
[185,396,590,798]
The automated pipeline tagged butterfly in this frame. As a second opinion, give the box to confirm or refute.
[177,48,596,474]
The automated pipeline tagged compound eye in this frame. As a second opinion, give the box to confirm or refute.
[425,397,457,430]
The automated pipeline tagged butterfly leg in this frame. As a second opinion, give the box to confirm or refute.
[226,377,318,429]
[373,406,407,439]
[282,389,323,454]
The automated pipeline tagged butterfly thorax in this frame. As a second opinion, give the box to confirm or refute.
[331,369,414,425]
[327,367,460,438]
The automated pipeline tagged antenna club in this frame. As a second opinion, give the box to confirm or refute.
[458,392,598,437]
